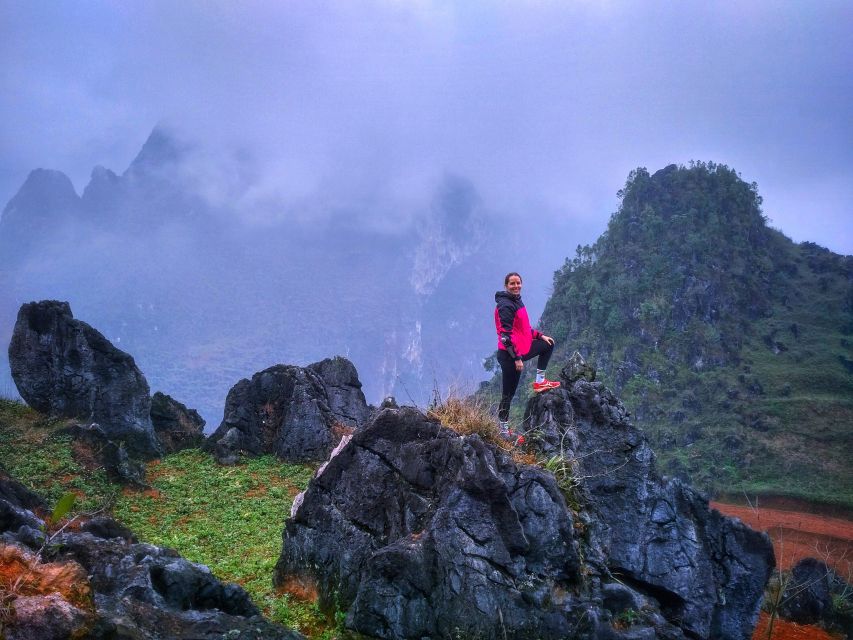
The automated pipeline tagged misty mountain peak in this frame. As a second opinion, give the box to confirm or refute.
[125,125,188,176]
[2,169,80,219]
[90,165,119,182]
[81,165,121,212]
[0,169,82,264]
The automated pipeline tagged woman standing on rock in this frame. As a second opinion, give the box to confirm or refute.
[495,272,560,440]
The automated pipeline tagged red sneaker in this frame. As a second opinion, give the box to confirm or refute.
[532,379,561,393]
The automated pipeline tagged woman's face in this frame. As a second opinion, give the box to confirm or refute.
[506,275,522,295]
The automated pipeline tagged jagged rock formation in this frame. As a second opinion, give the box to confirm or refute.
[275,407,595,639]
[0,474,303,640]
[206,358,369,465]
[8,300,162,458]
[274,367,774,639]
[524,375,775,638]
[307,357,371,428]
[561,350,597,385]
[151,391,206,453]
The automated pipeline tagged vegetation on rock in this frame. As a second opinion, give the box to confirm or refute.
[486,162,852,508]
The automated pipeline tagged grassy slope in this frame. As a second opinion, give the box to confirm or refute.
[636,234,853,508]
[628,256,847,507]
[586,238,853,508]
[722,238,853,504]
[0,399,335,637]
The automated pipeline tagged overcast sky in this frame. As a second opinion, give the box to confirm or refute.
[2,0,851,253]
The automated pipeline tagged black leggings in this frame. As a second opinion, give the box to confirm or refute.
[497,338,553,421]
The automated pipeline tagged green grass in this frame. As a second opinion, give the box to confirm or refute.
[0,399,117,512]
[0,399,341,637]
[111,450,330,635]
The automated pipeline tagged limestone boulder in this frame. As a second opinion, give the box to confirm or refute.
[150,391,206,453]
[779,557,852,636]
[207,359,370,465]
[560,350,597,385]
[521,373,776,640]
[275,366,775,639]
[8,300,161,458]
[308,356,370,428]
[275,407,595,639]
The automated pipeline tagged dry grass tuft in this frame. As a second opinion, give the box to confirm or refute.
[275,573,319,603]
[428,394,514,451]
[0,544,93,611]
[511,450,538,466]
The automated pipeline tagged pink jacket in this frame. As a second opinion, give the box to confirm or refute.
[494,291,541,358]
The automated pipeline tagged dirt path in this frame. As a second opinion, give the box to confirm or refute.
[711,501,853,576]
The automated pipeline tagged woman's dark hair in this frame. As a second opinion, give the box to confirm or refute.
[504,272,522,285]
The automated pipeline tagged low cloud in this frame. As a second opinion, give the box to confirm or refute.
[1,1,851,252]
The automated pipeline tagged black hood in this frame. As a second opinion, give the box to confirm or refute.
[495,290,521,303]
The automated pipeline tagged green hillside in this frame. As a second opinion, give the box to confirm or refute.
[501,162,853,507]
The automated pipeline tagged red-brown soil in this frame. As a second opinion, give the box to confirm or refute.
[713,501,852,640]
[752,610,844,639]
[711,501,853,576]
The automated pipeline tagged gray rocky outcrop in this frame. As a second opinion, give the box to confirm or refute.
[275,366,774,639]
[151,391,206,453]
[0,467,46,514]
[308,356,370,428]
[779,557,834,624]
[58,422,147,485]
[275,407,602,639]
[0,474,303,640]
[379,396,399,409]
[206,358,369,464]
[521,373,776,639]
[8,300,161,458]
[561,350,597,385]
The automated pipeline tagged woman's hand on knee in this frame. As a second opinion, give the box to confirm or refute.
[542,335,555,346]
[515,359,524,372]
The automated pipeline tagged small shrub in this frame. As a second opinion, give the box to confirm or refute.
[541,453,582,511]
